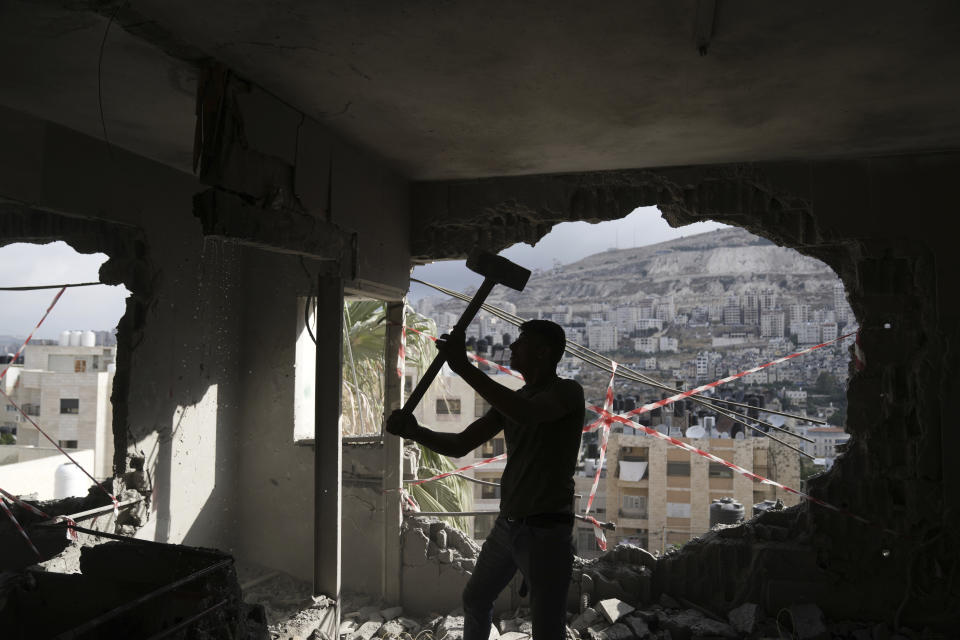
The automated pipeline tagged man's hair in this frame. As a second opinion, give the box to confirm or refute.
[519,319,566,365]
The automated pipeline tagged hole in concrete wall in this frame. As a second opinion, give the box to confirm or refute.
[410,206,858,554]
[0,241,129,496]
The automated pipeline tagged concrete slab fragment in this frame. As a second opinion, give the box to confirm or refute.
[596,598,635,624]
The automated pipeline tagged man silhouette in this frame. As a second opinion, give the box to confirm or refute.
[387,320,584,639]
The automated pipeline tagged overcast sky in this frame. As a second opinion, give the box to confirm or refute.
[0,242,128,342]
[409,205,727,300]
[0,206,726,340]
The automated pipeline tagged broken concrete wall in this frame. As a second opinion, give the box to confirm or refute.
[411,153,960,628]
[0,89,413,579]
[399,516,515,616]
[0,103,244,556]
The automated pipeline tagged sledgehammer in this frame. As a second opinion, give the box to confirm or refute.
[400,252,531,416]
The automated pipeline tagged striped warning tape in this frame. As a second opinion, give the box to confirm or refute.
[391,325,865,546]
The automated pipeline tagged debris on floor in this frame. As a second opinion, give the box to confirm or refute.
[240,562,934,640]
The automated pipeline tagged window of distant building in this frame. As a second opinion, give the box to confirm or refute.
[667,461,690,476]
[436,398,461,415]
[666,502,691,518]
[480,483,501,499]
[60,398,79,415]
[577,529,597,552]
[58,439,78,449]
[74,359,86,373]
[709,462,734,478]
[475,395,491,418]
[474,514,497,539]
[480,437,505,458]
[621,494,648,518]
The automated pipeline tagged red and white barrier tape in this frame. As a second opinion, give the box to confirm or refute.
[0,287,66,381]
[399,488,420,512]
[585,363,616,515]
[389,325,867,544]
[578,514,608,551]
[405,453,508,487]
[396,319,407,380]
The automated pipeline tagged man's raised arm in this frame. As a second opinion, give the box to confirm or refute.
[386,409,502,459]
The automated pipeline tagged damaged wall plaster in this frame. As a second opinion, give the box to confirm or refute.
[0,92,412,579]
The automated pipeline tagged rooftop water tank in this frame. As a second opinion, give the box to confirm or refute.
[59,330,71,347]
[685,425,706,439]
[81,330,96,347]
[68,330,82,347]
[54,462,89,499]
[710,497,744,528]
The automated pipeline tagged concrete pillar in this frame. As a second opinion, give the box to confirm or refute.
[382,301,405,602]
[315,275,343,620]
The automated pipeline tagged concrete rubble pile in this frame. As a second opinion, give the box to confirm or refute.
[245,515,935,640]
[247,581,925,640]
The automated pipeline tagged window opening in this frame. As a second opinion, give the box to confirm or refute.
[0,240,127,492]
[409,206,856,550]
[60,398,79,414]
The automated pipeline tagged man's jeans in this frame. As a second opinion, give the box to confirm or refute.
[463,516,574,640]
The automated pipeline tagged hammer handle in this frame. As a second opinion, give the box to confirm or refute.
[401,278,496,416]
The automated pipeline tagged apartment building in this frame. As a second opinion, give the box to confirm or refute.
[1,343,116,478]
[604,432,801,552]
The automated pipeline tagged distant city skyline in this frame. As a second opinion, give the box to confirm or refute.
[0,207,727,338]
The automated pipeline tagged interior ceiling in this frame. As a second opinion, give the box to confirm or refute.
[2,1,960,181]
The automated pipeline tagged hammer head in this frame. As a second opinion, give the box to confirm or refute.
[466,252,531,291]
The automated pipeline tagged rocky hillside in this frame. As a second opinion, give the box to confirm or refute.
[487,227,837,310]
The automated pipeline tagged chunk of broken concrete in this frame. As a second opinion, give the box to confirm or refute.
[436,615,466,640]
[351,620,384,640]
[438,548,455,563]
[727,602,759,635]
[378,620,405,638]
[379,606,403,620]
[499,633,530,640]
[339,619,359,636]
[786,603,827,640]
[570,607,602,632]
[402,528,431,566]
[622,615,651,639]
[663,609,737,639]
[397,617,421,634]
[658,593,680,609]
[596,622,633,640]
[596,598,635,624]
